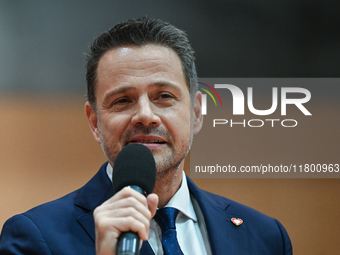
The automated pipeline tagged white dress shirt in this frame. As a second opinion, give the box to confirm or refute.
[107,164,212,255]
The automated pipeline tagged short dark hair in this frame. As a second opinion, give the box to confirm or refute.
[86,16,197,109]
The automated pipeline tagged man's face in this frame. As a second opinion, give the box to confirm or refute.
[85,44,202,176]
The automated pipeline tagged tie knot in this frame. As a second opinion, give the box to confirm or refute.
[153,207,179,233]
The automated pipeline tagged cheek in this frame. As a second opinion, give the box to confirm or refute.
[100,113,131,138]
[162,107,191,139]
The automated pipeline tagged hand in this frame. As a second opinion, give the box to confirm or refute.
[94,187,158,255]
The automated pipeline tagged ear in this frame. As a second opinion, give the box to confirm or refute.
[192,91,203,135]
[85,102,101,143]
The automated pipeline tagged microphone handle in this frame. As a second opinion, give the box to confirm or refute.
[116,185,144,255]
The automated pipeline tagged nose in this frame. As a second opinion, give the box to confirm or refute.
[131,95,161,127]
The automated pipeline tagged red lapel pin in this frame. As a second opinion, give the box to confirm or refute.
[231,218,243,226]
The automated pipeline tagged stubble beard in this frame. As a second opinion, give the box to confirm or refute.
[98,125,192,179]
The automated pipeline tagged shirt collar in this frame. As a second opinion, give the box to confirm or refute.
[107,163,197,222]
[106,163,113,182]
[164,171,197,222]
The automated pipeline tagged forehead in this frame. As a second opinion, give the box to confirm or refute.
[96,44,187,92]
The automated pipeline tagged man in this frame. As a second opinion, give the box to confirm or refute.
[0,17,292,255]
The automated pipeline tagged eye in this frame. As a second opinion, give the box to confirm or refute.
[153,92,176,107]
[113,97,130,105]
[109,97,134,111]
[158,92,174,100]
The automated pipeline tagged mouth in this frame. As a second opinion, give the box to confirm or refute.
[127,136,168,148]
[131,139,166,144]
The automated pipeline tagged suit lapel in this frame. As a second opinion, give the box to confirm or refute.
[187,177,249,255]
[140,241,155,255]
[75,162,114,242]
[73,162,156,255]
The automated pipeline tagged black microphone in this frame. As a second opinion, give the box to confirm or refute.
[112,143,156,255]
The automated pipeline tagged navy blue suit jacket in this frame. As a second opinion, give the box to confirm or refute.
[0,163,292,254]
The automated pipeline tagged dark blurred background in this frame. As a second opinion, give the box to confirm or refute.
[1,1,339,254]
[1,0,340,94]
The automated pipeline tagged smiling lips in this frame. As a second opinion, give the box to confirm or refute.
[128,136,167,148]
[132,139,166,144]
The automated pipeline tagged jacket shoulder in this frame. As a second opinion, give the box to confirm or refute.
[0,214,53,254]
[187,177,292,254]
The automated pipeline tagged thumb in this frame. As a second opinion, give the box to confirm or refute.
[147,193,159,218]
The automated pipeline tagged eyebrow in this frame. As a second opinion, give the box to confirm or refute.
[149,81,182,93]
[103,81,182,100]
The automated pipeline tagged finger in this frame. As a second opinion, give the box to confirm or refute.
[97,196,151,217]
[103,187,148,206]
[98,206,151,232]
[94,196,153,241]
[147,193,159,218]
[97,215,149,241]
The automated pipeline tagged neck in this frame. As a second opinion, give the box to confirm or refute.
[153,160,185,208]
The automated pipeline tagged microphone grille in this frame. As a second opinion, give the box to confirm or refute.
[112,144,156,195]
